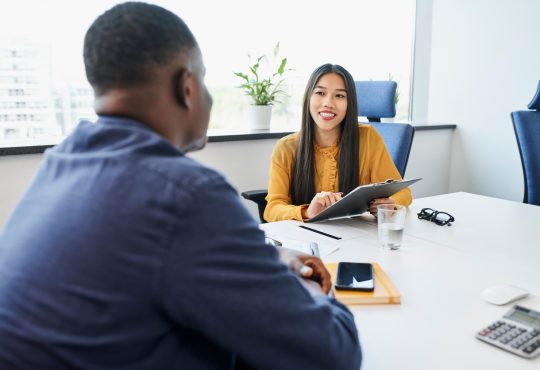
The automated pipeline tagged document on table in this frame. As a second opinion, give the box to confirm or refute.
[297,219,374,240]
[260,219,374,257]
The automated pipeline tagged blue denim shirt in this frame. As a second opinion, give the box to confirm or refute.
[0,116,361,370]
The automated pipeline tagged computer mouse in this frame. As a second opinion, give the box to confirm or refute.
[481,284,530,306]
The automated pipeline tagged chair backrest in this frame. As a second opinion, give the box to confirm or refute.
[511,81,540,206]
[368,122,415,178]
[355,80,414,177]
[355,80,397,122]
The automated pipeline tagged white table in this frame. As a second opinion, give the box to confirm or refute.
[260,192,540,370]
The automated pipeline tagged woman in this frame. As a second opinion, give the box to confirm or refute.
[264,64,412,222]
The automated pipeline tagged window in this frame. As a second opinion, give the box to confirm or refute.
[0,0,416,147]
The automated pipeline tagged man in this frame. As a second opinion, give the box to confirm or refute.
[0,2,361,369]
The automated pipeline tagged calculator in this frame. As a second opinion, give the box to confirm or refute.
[476,305,540,359]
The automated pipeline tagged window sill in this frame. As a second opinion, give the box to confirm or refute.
[0,124,456,156]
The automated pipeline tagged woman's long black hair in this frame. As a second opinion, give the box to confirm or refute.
[290,64,360,205]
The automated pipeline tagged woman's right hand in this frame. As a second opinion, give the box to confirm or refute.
[303,191,343,220]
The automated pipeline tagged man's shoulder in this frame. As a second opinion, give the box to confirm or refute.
[53,117,231,196]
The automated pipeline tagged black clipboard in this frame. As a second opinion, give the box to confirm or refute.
[306,178,421,223]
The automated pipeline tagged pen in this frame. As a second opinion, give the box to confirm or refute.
[309,242,320,257]
[299,225,342,240]
[265,236,282,247]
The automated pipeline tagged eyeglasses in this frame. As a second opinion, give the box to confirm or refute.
[417,208,455,226]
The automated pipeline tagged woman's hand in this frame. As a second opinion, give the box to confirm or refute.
[369,197,396,216]
[304,191,342,220]
[278,247,332,295]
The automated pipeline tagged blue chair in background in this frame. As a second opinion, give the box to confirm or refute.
[511,81,540,206]
[355,80,397,122]
[241,80,415,222]
[355,80,415,177]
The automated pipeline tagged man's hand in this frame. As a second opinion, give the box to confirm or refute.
[278,247,332,295]
[369,197,396,216]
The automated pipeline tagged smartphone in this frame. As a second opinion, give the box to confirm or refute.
[335,262,374,291]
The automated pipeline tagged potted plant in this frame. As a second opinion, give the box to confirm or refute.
[234,44,289,130]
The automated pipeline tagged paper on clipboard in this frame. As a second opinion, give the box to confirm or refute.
[307,178,421,223]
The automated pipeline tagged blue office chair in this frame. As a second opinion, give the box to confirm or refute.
[355,80,397,122]
[368,122,414,177]
[511,81,540,206]
[242,80,415,222]
[355,80,415,177]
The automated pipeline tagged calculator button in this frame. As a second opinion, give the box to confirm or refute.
[477,307,540,358]
[522,341,539,354]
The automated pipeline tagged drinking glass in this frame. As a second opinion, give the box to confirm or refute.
[377,204,406,250]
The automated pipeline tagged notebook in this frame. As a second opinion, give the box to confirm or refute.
[307,178,421,223]
[326,262,401,305]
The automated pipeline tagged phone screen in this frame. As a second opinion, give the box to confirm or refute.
[335,262,374,291]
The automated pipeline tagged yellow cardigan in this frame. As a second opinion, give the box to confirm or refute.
[264,124,413,222]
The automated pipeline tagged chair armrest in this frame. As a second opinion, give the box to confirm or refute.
[241,189,268,202]
[241,189,268,223]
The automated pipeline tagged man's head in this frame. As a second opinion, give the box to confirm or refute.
[84,2,212,152]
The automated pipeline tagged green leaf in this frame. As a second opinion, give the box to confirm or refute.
[234,72,249,81]
[277,58,287,75]
[249,66,259,81]
[234,43,290,106]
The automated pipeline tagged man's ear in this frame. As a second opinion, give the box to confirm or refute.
[174,68,191,109]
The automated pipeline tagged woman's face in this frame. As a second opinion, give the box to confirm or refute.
[309,72,348,136]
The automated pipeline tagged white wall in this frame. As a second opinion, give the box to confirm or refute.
[406,128,452,197]
[188,139,276,218]
[0,129,453,225]
[0,154,42,225]
[419,0,540,201]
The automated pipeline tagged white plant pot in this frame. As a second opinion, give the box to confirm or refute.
[248,105,272,131]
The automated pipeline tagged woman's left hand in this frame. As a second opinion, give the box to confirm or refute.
[369,197,396,216]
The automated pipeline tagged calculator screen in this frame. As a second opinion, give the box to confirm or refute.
[507,307,540,329]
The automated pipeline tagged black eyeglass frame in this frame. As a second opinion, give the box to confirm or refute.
[417,208,455,226]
